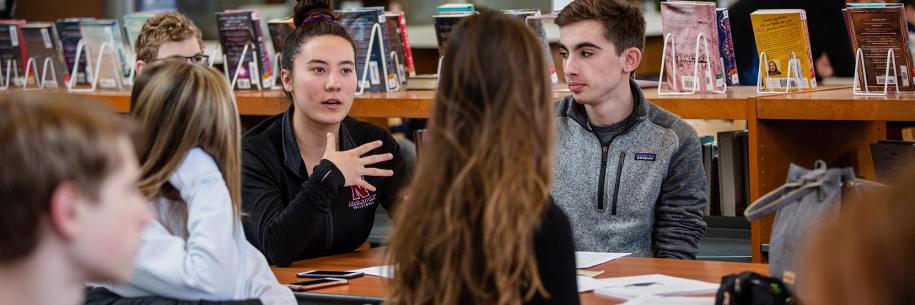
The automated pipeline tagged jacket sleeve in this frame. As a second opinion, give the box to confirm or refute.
[125,165,242,299]
[653,128,708,259]
[376,133,410,216]
[241,148,344,267]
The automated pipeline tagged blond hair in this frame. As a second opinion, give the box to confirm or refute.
[385,9,554,305]
[0,92,133,262]
[135,12,204,63]
[130,61,242,217]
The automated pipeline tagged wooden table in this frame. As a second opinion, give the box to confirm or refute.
[272,248,768,305]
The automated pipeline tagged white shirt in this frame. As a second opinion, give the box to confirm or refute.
[98,157,295,305]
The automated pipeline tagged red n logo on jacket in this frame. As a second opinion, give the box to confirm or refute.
[352,185,371,200]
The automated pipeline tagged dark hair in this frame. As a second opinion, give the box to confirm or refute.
[386,8,555,305]
[282,0,356,75]
[0,93,133,263]
[555,0,645,55]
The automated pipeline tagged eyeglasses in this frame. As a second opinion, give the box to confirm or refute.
[153,54,210,65]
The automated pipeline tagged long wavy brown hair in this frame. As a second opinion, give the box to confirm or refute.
[130,61,242,218]
[385,9,554,305]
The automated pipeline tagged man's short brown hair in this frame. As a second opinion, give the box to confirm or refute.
[555,0,646,55]
[0,93,133,263]
[135,12,203,63]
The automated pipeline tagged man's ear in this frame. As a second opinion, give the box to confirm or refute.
[135,60,146,75]
[281,69,294,93]
[48,182,82,241]
[621,47,642,73]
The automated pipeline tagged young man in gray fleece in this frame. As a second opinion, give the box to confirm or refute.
[552,0,707,259]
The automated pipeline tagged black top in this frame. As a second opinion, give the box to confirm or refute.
[241,108,409,267]
[529,201,581,305]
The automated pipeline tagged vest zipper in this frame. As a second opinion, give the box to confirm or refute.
[597,146,610,211]
[611,152,626,215]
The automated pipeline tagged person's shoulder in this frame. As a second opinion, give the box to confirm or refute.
[539,197,573,236]
[243,113,284,150]
[644,101,699,145]
[553,95,575,118]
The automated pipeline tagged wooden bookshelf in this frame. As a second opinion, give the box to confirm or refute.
[756,89,915,121]
[13,85,909,263]
[56,89,437,118]
[643,86,761,120]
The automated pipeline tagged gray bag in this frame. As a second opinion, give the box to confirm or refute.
[743,160,866,296]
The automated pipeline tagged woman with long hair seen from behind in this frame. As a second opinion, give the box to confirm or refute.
[385,9,580,305]
[90,61,295,305]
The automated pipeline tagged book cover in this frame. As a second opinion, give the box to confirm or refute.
[842,8,853,54]
[249,10,274,88]
[384,12,408,85]
[267,17,294,56]
[716,9,739,86]
[526,15,560,84]
[123,12,155,54]
[55,18,91,86]
[437,3,475,15]
[79,19,131,89]
[717,130,749,217]
[432,13,473,56]
[751,9,818,90]
[870,140,915,184]
[501,9,539,21]
[0,20,27,86]
[338,7,399,92]
[21,23,68,88]
[216,10,274,90]
[394,11,415,77]
[661,1,724,93]
[845,5,915,90]
[701,142,721,216]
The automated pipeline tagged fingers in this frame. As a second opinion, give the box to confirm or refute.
[359,153,394,166]
[361,168,394,177]
[355,179,378,192]
[324,133,337,155]
[350,140,384,156]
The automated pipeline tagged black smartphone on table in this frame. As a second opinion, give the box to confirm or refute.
[296,270,364,279]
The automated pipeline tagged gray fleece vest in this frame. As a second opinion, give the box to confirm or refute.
[551,82,707,259]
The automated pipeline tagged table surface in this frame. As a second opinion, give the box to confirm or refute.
[272,248,768,305]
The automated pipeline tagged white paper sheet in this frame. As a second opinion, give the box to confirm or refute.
[575,251,631,269]
[577,276,617,292]
[349,265,394,278]
[621,295,715,305]
[593,274,719,300]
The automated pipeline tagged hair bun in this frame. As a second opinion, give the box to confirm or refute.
[293,0,335,26]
